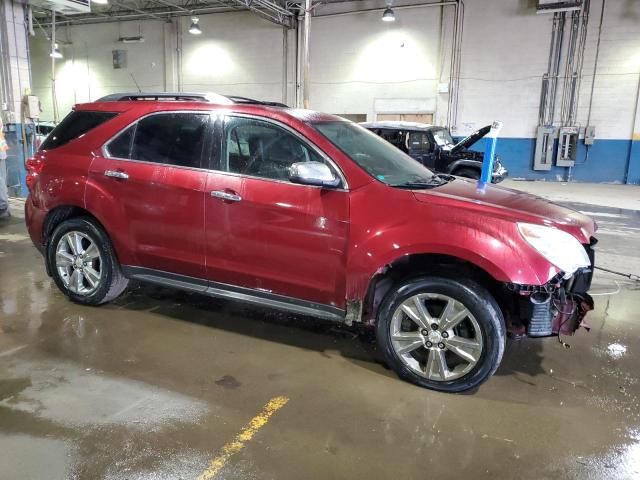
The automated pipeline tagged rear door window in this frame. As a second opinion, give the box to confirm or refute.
[130,113,209,168]
[41,111,118,150]
[105,125,135,159]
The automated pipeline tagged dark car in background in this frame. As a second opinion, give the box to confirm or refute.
[361,121,507,183]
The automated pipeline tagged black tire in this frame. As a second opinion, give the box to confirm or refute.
[455,167,481,180]
[376,276,505,393]
[47,216,129,305]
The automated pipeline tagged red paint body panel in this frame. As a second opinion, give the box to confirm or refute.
[204,171,349,306]
[86,155,208,278]
[25,100,596,313]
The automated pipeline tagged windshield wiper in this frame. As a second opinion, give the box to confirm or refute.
[391,174,454,189]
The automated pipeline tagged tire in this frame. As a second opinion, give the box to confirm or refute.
[455,167,481,180]
[47,216,129,305]
[376,276,505,393]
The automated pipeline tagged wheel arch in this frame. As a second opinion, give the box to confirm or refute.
[448,159,482,175]
[42,205,114,275]
[360,253,506,325]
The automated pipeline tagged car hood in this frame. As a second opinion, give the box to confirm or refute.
[412,179,596,242]
[449,125,491,153]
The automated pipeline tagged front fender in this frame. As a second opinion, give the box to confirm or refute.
[345,199,559,302]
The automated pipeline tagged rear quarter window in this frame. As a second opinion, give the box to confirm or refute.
[41,110,118,150]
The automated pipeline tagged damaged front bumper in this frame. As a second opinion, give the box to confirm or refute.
[505,238,596,338]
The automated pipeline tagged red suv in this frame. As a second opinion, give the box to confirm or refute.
[25,93,596,392]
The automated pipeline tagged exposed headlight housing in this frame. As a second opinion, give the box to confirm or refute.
[517,223,591,279]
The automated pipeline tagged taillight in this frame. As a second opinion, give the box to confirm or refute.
[25,156,44,191]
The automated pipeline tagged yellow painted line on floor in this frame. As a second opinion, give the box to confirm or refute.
[197,395,289,480]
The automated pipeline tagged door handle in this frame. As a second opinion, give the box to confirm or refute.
[104,170,129,180]
[211,190,242,202]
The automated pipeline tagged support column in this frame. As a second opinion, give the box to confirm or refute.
[300,0,311,109]
[163,19,178,92]
[0,0,32,198]
[626,73,640,185]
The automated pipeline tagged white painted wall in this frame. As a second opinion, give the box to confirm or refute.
[29,0,639,142]
[455,0,640,140]
[2,0,31,118]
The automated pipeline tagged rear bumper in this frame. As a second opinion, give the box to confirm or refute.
[25,195,46,255]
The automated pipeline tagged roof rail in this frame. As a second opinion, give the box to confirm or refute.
[96,92,288,108]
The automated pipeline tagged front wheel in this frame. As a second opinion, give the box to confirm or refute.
[47,217,129,305]
[376,276,505,393]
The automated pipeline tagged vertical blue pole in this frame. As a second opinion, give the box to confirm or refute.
[15,123,29,197]
[480,121,503,184]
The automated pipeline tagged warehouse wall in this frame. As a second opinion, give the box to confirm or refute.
[455,0,640,184]
[29,0,640,183]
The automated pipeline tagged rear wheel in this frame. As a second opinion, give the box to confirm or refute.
[376,276,505,392]
[455,167,481,180]
[47,217,128,305]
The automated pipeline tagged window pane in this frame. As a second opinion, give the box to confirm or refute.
[409,132,430,150]
[106,125,135,159]
[41,111,118,150]
[131,113,209,168]
[224,117,325,181]
[312,121,434,186]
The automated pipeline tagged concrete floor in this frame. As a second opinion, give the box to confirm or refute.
[1,184,639,480]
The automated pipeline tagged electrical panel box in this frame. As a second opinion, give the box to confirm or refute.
[584,125,595,145]
[25,96,40,119]
[556,126,579,167]
[533,126,556,171]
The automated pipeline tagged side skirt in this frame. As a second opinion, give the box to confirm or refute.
[121,266,346,322]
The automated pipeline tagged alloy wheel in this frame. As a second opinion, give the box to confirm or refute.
[55,231,103,295]
[390,293,484,381]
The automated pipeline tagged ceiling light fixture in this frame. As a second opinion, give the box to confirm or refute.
[50,42,63,59]
[92,0,109,4]
[382,7,396,22]
[189,17,202,35]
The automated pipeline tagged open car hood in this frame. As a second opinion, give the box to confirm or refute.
[450,125,491,153]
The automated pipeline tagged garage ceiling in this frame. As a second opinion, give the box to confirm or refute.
[32,0,301,27]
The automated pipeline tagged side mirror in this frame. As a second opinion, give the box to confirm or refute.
[289,162,341,188]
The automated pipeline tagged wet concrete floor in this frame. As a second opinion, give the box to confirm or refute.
[1,194,639,479]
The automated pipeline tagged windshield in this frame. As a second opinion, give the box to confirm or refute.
[432,128,455,147]
[312,121,434,185]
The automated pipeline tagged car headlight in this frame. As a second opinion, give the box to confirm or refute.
[517,223,590,278]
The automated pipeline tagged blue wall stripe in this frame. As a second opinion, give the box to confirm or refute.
[456,137,639,184]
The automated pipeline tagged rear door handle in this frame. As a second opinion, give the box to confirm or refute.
[211,190,242,202]
[104,170,129,180]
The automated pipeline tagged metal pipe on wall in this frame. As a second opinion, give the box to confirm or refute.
[282,25,288,104]
[313,1,457,19]
[51,10,59,122]
[0,0,15,112]
[301,0,311,109]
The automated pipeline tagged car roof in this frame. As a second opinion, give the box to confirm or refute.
[359,121,443,131]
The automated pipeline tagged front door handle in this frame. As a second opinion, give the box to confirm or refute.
[104,170,129,180]
[211,190,242,202]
